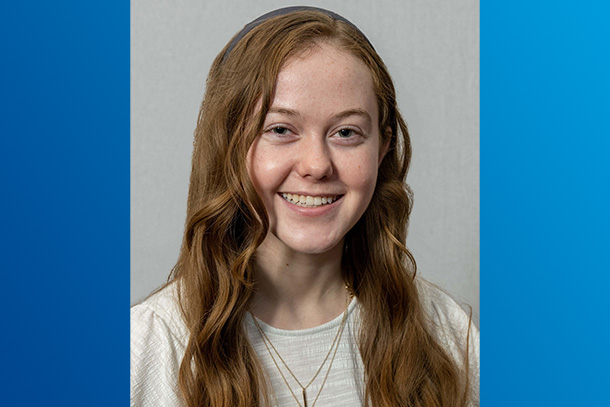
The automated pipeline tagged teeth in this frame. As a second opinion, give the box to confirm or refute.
[281,193,339,207]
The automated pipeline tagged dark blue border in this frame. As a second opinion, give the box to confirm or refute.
[2,0,609,405]
[482,1,610,405]
[1,1,129,405]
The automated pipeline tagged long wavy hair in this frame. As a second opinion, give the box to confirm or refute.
[170,9,471,407]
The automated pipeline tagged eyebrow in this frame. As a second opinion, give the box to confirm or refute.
[267,107,372,123]
[333,108,372,123]
[267,107,303,118]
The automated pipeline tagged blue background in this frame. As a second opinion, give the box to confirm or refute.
[1,1,608,405]
[481,1,610,405]
[1,1,129,405]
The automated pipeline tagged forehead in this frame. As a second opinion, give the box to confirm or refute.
[271,42,378,121]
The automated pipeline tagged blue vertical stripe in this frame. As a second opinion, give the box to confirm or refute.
[482,1,610,405]
[1,1,129,405]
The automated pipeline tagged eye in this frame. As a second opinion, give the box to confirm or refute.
[271,126,289,135]
[331,127,365,146]
[264,125,294,136]
[334,127,363,140]
[337,128,354,138]
[262,124,297,142]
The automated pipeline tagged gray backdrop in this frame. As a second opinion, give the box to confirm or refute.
[131,0,480,326]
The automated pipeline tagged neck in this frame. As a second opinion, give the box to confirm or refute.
[250,237,348,330]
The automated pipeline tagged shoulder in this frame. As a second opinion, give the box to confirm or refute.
[416,278,477,341]
[130,283,188,407]
[131,283,189,341]
[416,278,480,405]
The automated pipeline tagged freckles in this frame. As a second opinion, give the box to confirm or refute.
[249,146,292,195]
[348,152,377,176]
[256,155,283,176]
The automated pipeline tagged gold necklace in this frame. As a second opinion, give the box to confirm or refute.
[250,287,352,407]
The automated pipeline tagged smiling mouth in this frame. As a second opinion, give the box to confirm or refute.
[280,193,342,208]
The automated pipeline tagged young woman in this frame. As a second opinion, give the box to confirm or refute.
[131,7,479,407]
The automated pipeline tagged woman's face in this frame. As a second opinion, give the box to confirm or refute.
[248,42,386,257]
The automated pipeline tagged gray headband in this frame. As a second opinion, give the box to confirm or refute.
[222,6,375,62]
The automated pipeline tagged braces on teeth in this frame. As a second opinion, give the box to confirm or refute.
[281,193,338,207]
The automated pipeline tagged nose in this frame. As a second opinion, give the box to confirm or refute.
[296,137,333,180]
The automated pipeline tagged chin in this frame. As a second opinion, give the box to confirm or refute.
[277,234,344,256]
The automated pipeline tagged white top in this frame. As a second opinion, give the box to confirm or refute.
[131,281,480,407]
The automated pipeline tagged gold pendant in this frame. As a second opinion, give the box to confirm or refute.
[302,388,308,407]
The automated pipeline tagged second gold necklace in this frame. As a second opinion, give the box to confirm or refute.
[251,288,352,407]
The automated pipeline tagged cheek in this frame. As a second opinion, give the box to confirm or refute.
[245,148,258,191]
[247,147,286,198]
[360,166,380,199]
[246,144,266,200]
[344,152,380,191]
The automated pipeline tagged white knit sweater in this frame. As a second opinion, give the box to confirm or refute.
[130,280,479,407]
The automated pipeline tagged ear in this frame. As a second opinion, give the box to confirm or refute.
[378,126,392,165]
